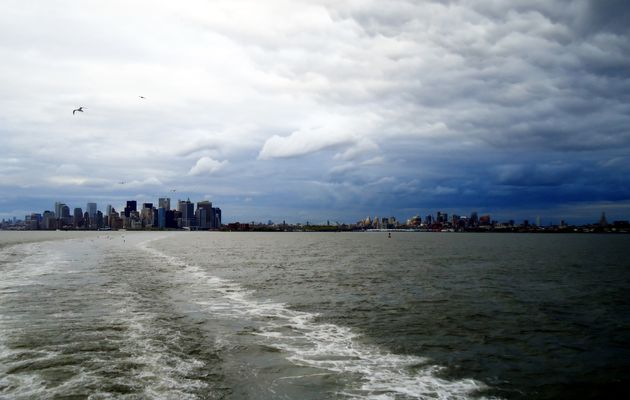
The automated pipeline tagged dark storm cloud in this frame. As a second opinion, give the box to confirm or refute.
[582,0,630,35]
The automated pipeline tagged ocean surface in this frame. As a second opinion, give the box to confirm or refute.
[0,231,628,399]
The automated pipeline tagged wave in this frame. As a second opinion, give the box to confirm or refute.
[0,238,210,399]
[139,238,489,399]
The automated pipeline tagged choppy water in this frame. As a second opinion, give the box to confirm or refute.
[0,231,628,399]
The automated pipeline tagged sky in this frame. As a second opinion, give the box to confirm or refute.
[1,0,629,224]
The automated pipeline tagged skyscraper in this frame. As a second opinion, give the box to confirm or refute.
[124,201,137,217]
[73,208,83,228]
[178,199,195,228]
[86,203,97,221]
[196,201,212,229]
[60,205,70,225]
[54,201,63,218]
[96,211,103,228]
[470,211,479,227]
[158,207,166,229]
[213,207,222,229]
[158,198,170,211]
[599,212,608,227]
[141,203,155,228]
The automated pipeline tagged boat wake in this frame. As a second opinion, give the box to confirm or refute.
[139,238,489,399]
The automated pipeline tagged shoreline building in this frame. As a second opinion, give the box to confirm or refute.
[87,203,97,229]
[177,198,195,228]
[196,201,213,229]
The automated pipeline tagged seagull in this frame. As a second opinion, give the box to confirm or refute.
[139,96,145,99]
[118,181,126,185]
[72,107,85,115]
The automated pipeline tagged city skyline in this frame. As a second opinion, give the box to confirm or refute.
[1,1,629,224]
[17,197,222,231]
[3,195,625,231]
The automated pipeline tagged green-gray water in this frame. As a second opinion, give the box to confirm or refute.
[1,231,628,399]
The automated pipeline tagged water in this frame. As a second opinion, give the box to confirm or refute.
[1,231,628,399]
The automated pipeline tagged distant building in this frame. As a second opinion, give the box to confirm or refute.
[74,208,83,228]
[27,213,42,230]
[177,199,195,228]
[599,212,608,227]
[479,214,491,226]
[469,212,479,227]
[86,203,97,227]
[54,201,63,219]
[407,214,421,227]
[110,209,123,230]
[451,214,460,226]
[141,203,155,227]
[166,209,177,228]
[96,211,103,228]
[43,211,56,230]
[124,201,137,217]
[213,207,222,229]
[425,214,433,226]
[196,201,213,229]
[158,198,171,211]
[158,208,166,229]
[60,205,71,226]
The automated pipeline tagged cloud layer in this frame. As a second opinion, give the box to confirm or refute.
[1,0,629,223]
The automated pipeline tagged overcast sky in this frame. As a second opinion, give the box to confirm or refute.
[1,0,629,224]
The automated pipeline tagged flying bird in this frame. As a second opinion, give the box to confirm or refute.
[139,96,145,99]
[72,107,85,115]
[118,181,126,185]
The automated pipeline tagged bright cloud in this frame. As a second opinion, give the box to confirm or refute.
[188,157,228,176]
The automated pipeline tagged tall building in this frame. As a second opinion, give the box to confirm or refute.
[86,203,97,229]
[87,203,97,219]
[158,207,166,229]
[141,203,155,227]
[479,214,491,226]
[470,211,479,227]
[60,205,70,226]
[177,199,195,228]
[43,211,56,230]
[54,201,63,218]
[196,201,213,229]
[599,212,608,227]
[166,209,176,228]
[96,211,104,228]
[213,207,222,229]
[73,208,83,228]
[158,198,171,211]
[28,213,42,230]
[124,201,137,217]
[425,214,433,225]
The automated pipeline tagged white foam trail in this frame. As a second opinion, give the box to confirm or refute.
[139,239,490,399]
[0,238,209,399]
[0,243,71,399]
